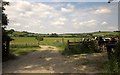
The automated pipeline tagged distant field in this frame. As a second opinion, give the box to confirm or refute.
[9,32,119,56]
[92,32,119,36]
[11,37,38,44]
[10,37,82,56]
[11,37,81,45]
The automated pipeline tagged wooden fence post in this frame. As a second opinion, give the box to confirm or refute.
[6,40,10,57]
[67,40,70,49]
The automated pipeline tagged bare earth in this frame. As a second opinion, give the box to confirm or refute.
[3,45,108,73]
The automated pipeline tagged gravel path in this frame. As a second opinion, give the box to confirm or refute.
[3,45,108,73]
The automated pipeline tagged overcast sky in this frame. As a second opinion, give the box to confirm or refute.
[4,0,118,34]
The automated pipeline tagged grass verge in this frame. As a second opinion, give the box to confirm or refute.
[10,47,39,57]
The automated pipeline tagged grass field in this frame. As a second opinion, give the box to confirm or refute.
[10,37,82,46]
[10,37,82,56]
[92,31,119,37]
[10,31,119,56]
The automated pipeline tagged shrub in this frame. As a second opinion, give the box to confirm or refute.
[62,40,101,55]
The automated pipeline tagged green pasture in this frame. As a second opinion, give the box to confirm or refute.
[11,37,38,44]
[10,37,81,56]
[92,32,119,37]
[10,37,82,45]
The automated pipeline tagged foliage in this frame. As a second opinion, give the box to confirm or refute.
[35,36,43,41]
[62,40,101,55]
[35,36,44,46]
[7,29,15,34]
[7,30,119,38]
[108,39,120,73]
[49,33,59,37]
[2,1,9,28]
[2,1,13,61]
[105,33,120,73]
[92,31,119,37]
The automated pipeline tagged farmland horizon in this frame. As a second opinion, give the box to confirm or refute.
[4,1,118,34]
[6,29,119,34]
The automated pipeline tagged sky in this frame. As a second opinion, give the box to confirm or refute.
[4,0,119,34]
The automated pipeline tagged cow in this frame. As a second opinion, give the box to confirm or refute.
[106,37,118,60]
[95,36,105,51]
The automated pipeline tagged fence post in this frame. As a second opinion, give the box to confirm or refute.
[67,40,69,44]
[6,40,10,57]
[67,40,70,49]
[62,36,64,44]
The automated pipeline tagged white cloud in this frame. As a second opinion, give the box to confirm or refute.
[101,21,108,25]
[79,19,97,26]
[87,19,96,23]
[59,17,67,21]
[52,21,65,25]
[94,7,111,14]
[51,17,67,26]
[73,19,97,29]
[61,7,74,12]
[14,23,20,26]
[25,25,29,28]
[61,4,74,13]
[107,26,117,30]
[4,1,117,33]
[5,0,64,32]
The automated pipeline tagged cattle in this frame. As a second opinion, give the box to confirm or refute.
[95,36,118,52]
[95,36,105,51]
[105,37,118,60]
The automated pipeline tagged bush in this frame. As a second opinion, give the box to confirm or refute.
[81,40,100,53]
[108,40,120,72]
[62,40,101,55]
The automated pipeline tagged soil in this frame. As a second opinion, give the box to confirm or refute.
[3,45,108,73]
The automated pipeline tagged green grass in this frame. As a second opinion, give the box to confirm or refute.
[11,37,38,44]
[10,37,82,56]
[10,47,39,56]
[92,32,119,37]
[10,37,39,57]
[10,37,82,47]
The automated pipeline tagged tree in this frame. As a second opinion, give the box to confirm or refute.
[7,29,15,36]
[1,1,13,61]
[35,36,43,46]
[50,33,59,37]
[2,1,9,28]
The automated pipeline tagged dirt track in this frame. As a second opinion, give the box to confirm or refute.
[3,45,108,73]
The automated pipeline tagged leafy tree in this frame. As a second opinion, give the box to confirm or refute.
[1,1,13,61]
[35,36,43,46]
[2,1,9,28]
[50,33,59,37]
[7,29,15,36]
